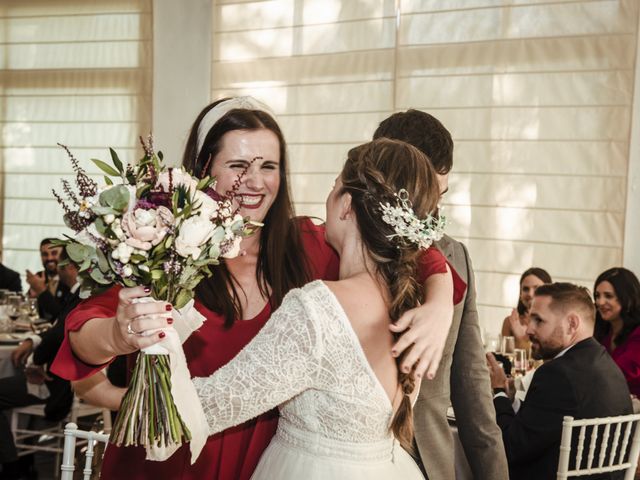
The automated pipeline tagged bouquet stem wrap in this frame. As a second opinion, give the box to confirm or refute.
[110,300,209,463]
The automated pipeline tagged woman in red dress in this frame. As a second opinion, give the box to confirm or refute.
[52,97,460,479]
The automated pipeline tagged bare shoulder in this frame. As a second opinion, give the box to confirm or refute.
[323,278,388,327]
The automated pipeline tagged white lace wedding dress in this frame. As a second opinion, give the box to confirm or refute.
[192,280,424,479]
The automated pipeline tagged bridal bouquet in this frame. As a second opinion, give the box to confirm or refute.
[53,138,254,462]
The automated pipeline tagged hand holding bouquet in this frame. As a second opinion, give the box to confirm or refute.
[53,137,256,462]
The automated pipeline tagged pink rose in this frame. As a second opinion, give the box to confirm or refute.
[122,206,174,251]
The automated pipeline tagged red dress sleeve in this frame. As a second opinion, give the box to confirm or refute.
[298,217,339,281]
[50,286,121,380]
[417,247,467,305]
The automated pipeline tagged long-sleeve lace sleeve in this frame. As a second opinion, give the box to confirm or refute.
[192,288,324,435]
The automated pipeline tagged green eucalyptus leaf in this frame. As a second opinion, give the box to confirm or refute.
[94,217,107,235]
[91,205,116,216]
[79,258,92,272]
[211,226,226,244]
[96,248,109,272]
[92,159,120,177]
[67,243,92,263]
[207,243,221,260]
[122,277,137,288]
[104,175,114,186]
[99,185,130,212]
[89,267,112,285]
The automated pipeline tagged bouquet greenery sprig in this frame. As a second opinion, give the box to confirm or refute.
[53,137,255,460]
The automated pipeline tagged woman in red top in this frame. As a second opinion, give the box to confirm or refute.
[52,97,460,480]
[594,267,640,397]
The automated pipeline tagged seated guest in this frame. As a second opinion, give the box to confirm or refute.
[593,267,640,397]
[501,267,552,351]
[487,282,632,480]
[25,238,70,321]
[0,252,80,480]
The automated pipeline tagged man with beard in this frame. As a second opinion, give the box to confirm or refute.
[25,238,70,321]
[487,283,632,480]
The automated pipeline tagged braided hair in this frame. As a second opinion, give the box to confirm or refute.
[339,138,441,452]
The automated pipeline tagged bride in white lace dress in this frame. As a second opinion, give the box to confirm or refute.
[192,138,444,479]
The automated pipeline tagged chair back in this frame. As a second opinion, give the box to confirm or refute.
[557,413,640,480]
[60,422,109,480]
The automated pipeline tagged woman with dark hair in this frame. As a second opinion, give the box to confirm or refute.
[51,98,458,479]
[501,267,552,350]
[594,267,640,396]
[155,138,439,478]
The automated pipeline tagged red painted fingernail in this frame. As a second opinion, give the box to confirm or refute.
[167,318,173,325]
[165,304,172,311]
[159,332,166,339]
[144,286,151,293]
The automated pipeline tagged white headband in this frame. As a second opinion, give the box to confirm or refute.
[196,96,277,159]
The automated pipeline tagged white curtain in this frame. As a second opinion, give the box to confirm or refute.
[211,0,639,334]
[0,0,152,284]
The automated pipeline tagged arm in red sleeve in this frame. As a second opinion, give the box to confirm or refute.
[50,286,121,381]
[418,246,467,305]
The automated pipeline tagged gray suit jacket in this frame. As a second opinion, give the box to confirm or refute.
[414,235,508,479]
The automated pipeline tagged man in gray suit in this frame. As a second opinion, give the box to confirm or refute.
[374,110,508,480]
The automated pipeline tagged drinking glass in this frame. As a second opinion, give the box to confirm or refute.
[501,335,516,359]
[6,295,22,322]
[513,348,527,376]
[27,298,39,323]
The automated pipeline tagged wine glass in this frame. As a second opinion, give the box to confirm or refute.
[513,348,527,376]
[501,335,516,360]
[7,295,22,322]
[27,298,39,323]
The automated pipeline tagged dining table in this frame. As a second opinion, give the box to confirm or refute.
[0,331,35,378]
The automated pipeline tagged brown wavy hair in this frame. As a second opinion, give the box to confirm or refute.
[183,99,312,327]
[339,138,440,452]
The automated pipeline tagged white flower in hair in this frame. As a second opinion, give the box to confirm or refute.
[379,189,446,249]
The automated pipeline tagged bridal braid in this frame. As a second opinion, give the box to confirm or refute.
[340,138,440,453]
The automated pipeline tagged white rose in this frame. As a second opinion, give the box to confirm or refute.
[75,223,104,247]
[103,213,115,224]
[122,265,133,277]
[221,236,242,259]
[112,242,134,264]
[174,216,215,260]
[193,190,219,220]
[156,168,199,193]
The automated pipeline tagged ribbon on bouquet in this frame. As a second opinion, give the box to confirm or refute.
[134,298,209,464]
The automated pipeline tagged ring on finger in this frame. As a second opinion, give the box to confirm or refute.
[126,322,144,336]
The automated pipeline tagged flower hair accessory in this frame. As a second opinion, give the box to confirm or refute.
[379,189,446,249]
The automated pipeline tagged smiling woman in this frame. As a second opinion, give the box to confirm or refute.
[593,267,640,396]
[210,129,281,224]
[51,96,457,480]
